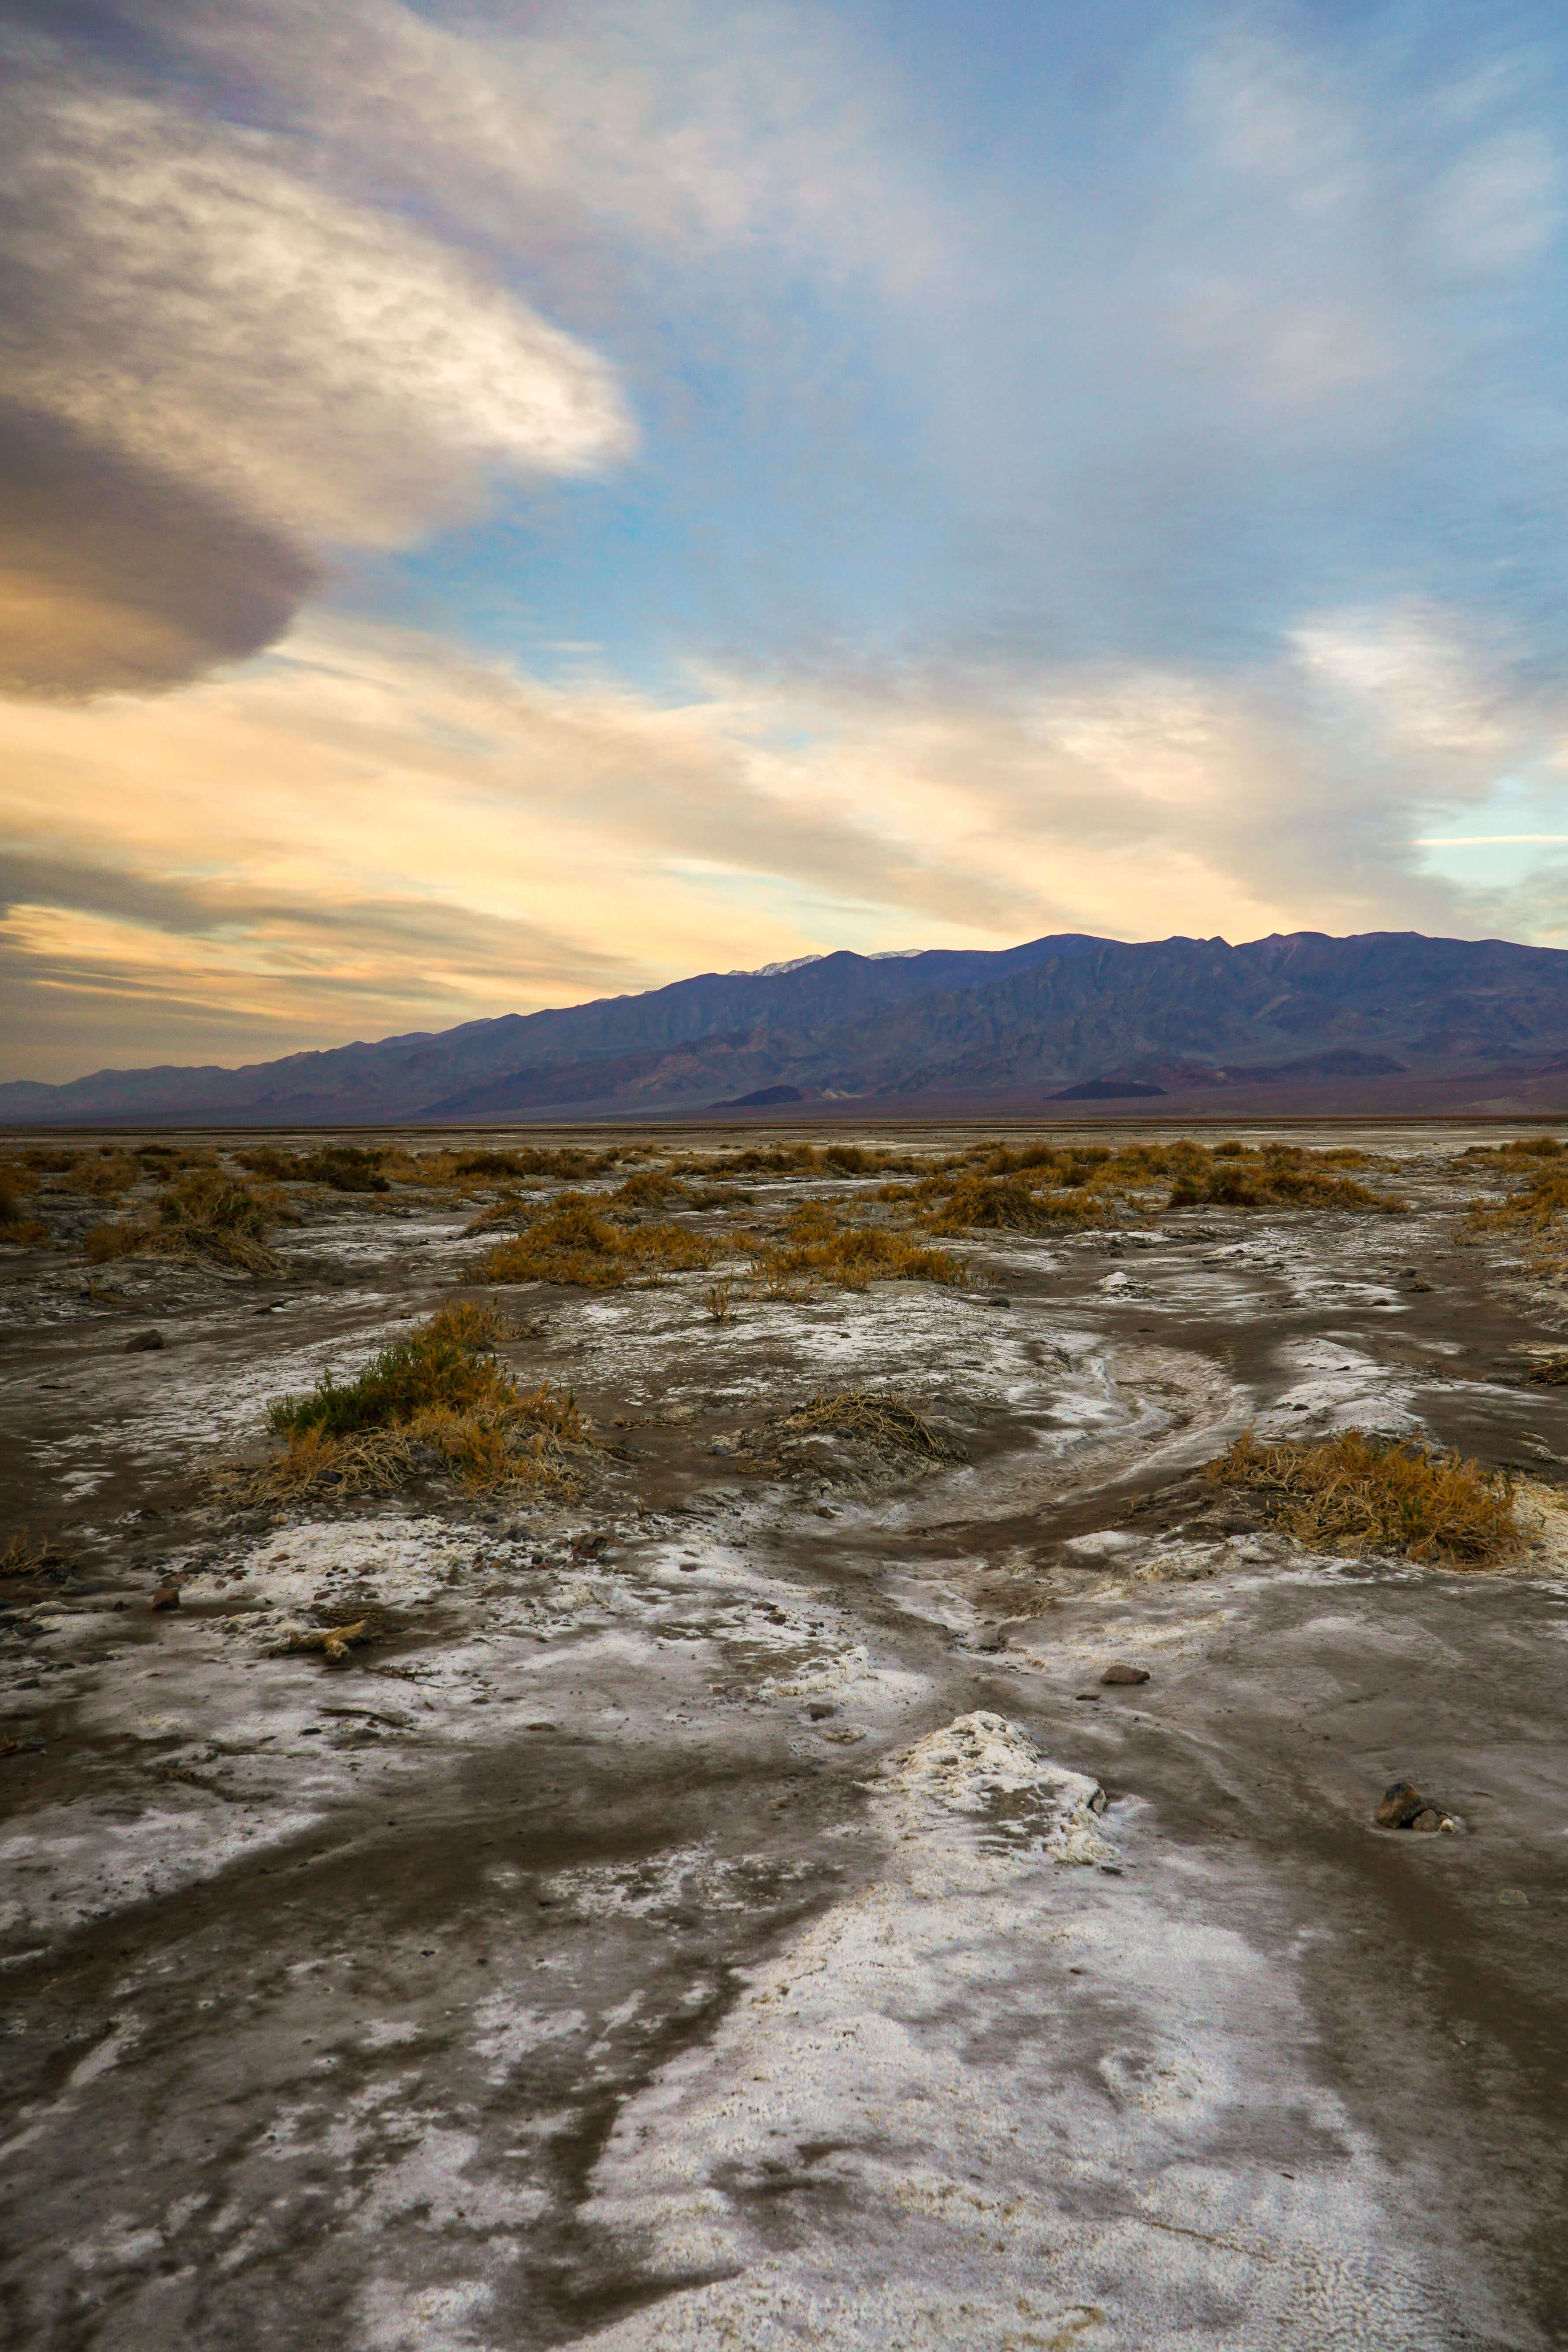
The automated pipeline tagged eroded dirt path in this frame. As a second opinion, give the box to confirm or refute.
[1,1122,1566,2351]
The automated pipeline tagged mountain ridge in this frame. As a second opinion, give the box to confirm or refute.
[7,929,1568,1124]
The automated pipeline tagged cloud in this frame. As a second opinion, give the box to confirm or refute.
[0,32,633,694]
[114,0,945,294]
[0,402,318,696]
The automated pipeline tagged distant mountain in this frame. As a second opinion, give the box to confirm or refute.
[7,929,1568,1124]
[0,935,1099,1124]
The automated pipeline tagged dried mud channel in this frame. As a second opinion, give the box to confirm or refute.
[1,1119,1566,2351]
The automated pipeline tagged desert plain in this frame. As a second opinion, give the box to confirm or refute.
[0,1118,1565,2351]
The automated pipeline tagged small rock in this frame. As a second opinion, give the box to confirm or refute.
[807,1703,836,1720]
[987,1295,1013,1308]
[1101,1662,1150,1686]
[125,1329,164,1353]
[151,1581,182,1610]
[1374,1778,1435,1829]
[1412,1808,1444,1833]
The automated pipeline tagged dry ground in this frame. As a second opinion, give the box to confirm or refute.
[1,1117,1567,2350]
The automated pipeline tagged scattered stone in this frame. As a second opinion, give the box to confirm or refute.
[1101,1662,1150,1685]
[807,1703,836,1720]
[1374,1778,1457,1831]
[1374,1779,1427,1828]
[125,1329,164,1353]
[151,1580,182,1611]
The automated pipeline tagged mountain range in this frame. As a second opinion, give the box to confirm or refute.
[7,929,1568,1126]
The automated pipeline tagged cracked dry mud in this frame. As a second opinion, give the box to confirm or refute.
[2,1120,1567,2351]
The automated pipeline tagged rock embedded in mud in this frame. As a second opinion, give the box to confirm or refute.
[1101,1661,1150,1685]
[150,1580,182,1610]
[125,1328,164,1352]
[1374,1778,1455,1831]
[1375,1779,1427,1827]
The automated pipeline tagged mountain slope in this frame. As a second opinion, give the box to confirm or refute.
[0,935,1101,1123]
[411,930,1568,1118]
[7,929,1568,1124]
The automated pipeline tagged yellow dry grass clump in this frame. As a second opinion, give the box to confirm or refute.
[475,1192,721,1287]
[898,1138,1397,1232]
[1459,1148,1568,1236]
[0,1163,48,1246]
[1208,1429,1516,1564]
[756,1198,965,1290]
[85,1169,281,1272]
[236,1300,590,1502]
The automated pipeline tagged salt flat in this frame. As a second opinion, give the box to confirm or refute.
[0,1120,1564,2351]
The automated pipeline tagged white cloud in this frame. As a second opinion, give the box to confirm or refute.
[123,0,947,297]
[0,79,633,549]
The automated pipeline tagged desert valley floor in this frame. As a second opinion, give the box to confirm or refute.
[0,1119,1565,2352]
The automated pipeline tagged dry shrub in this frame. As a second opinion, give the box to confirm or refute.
[241,1302,589,1501]
[476,1192,720,1287]
[234,1145,300,1181]
[82,1221,148,1265]
[0,1165,48,1244]
[704,1276,736,1322]
[781,1388,964,1460]
[411,1144,628,1190]
[1,1531,48,1576]
[1461,1163,1568,1236]
[1525,1355,1568,1385]
[670,1144,819,1178]
[85,1169,279,1271]
[923,1173,1105,1233]
[1208,1429,1516,1564]
[23,1149,79,1173]
[758,1222,965,1291]
[297,1144,389,1193]
[892,1138,1390,1231]
[1464,1135,1565,1162]
[614,1168,693,1210]
[219,1425,416,1503]
[75,1149,141,1198]
[1169,1157,1396,1211]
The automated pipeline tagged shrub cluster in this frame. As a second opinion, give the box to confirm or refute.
[1208,1429,1516,1564]
[475,1193,722,1287]
[259,1301,588,1496]
[85,1169,279,1271]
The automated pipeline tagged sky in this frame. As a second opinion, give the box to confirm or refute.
[5,0,1568,1082]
